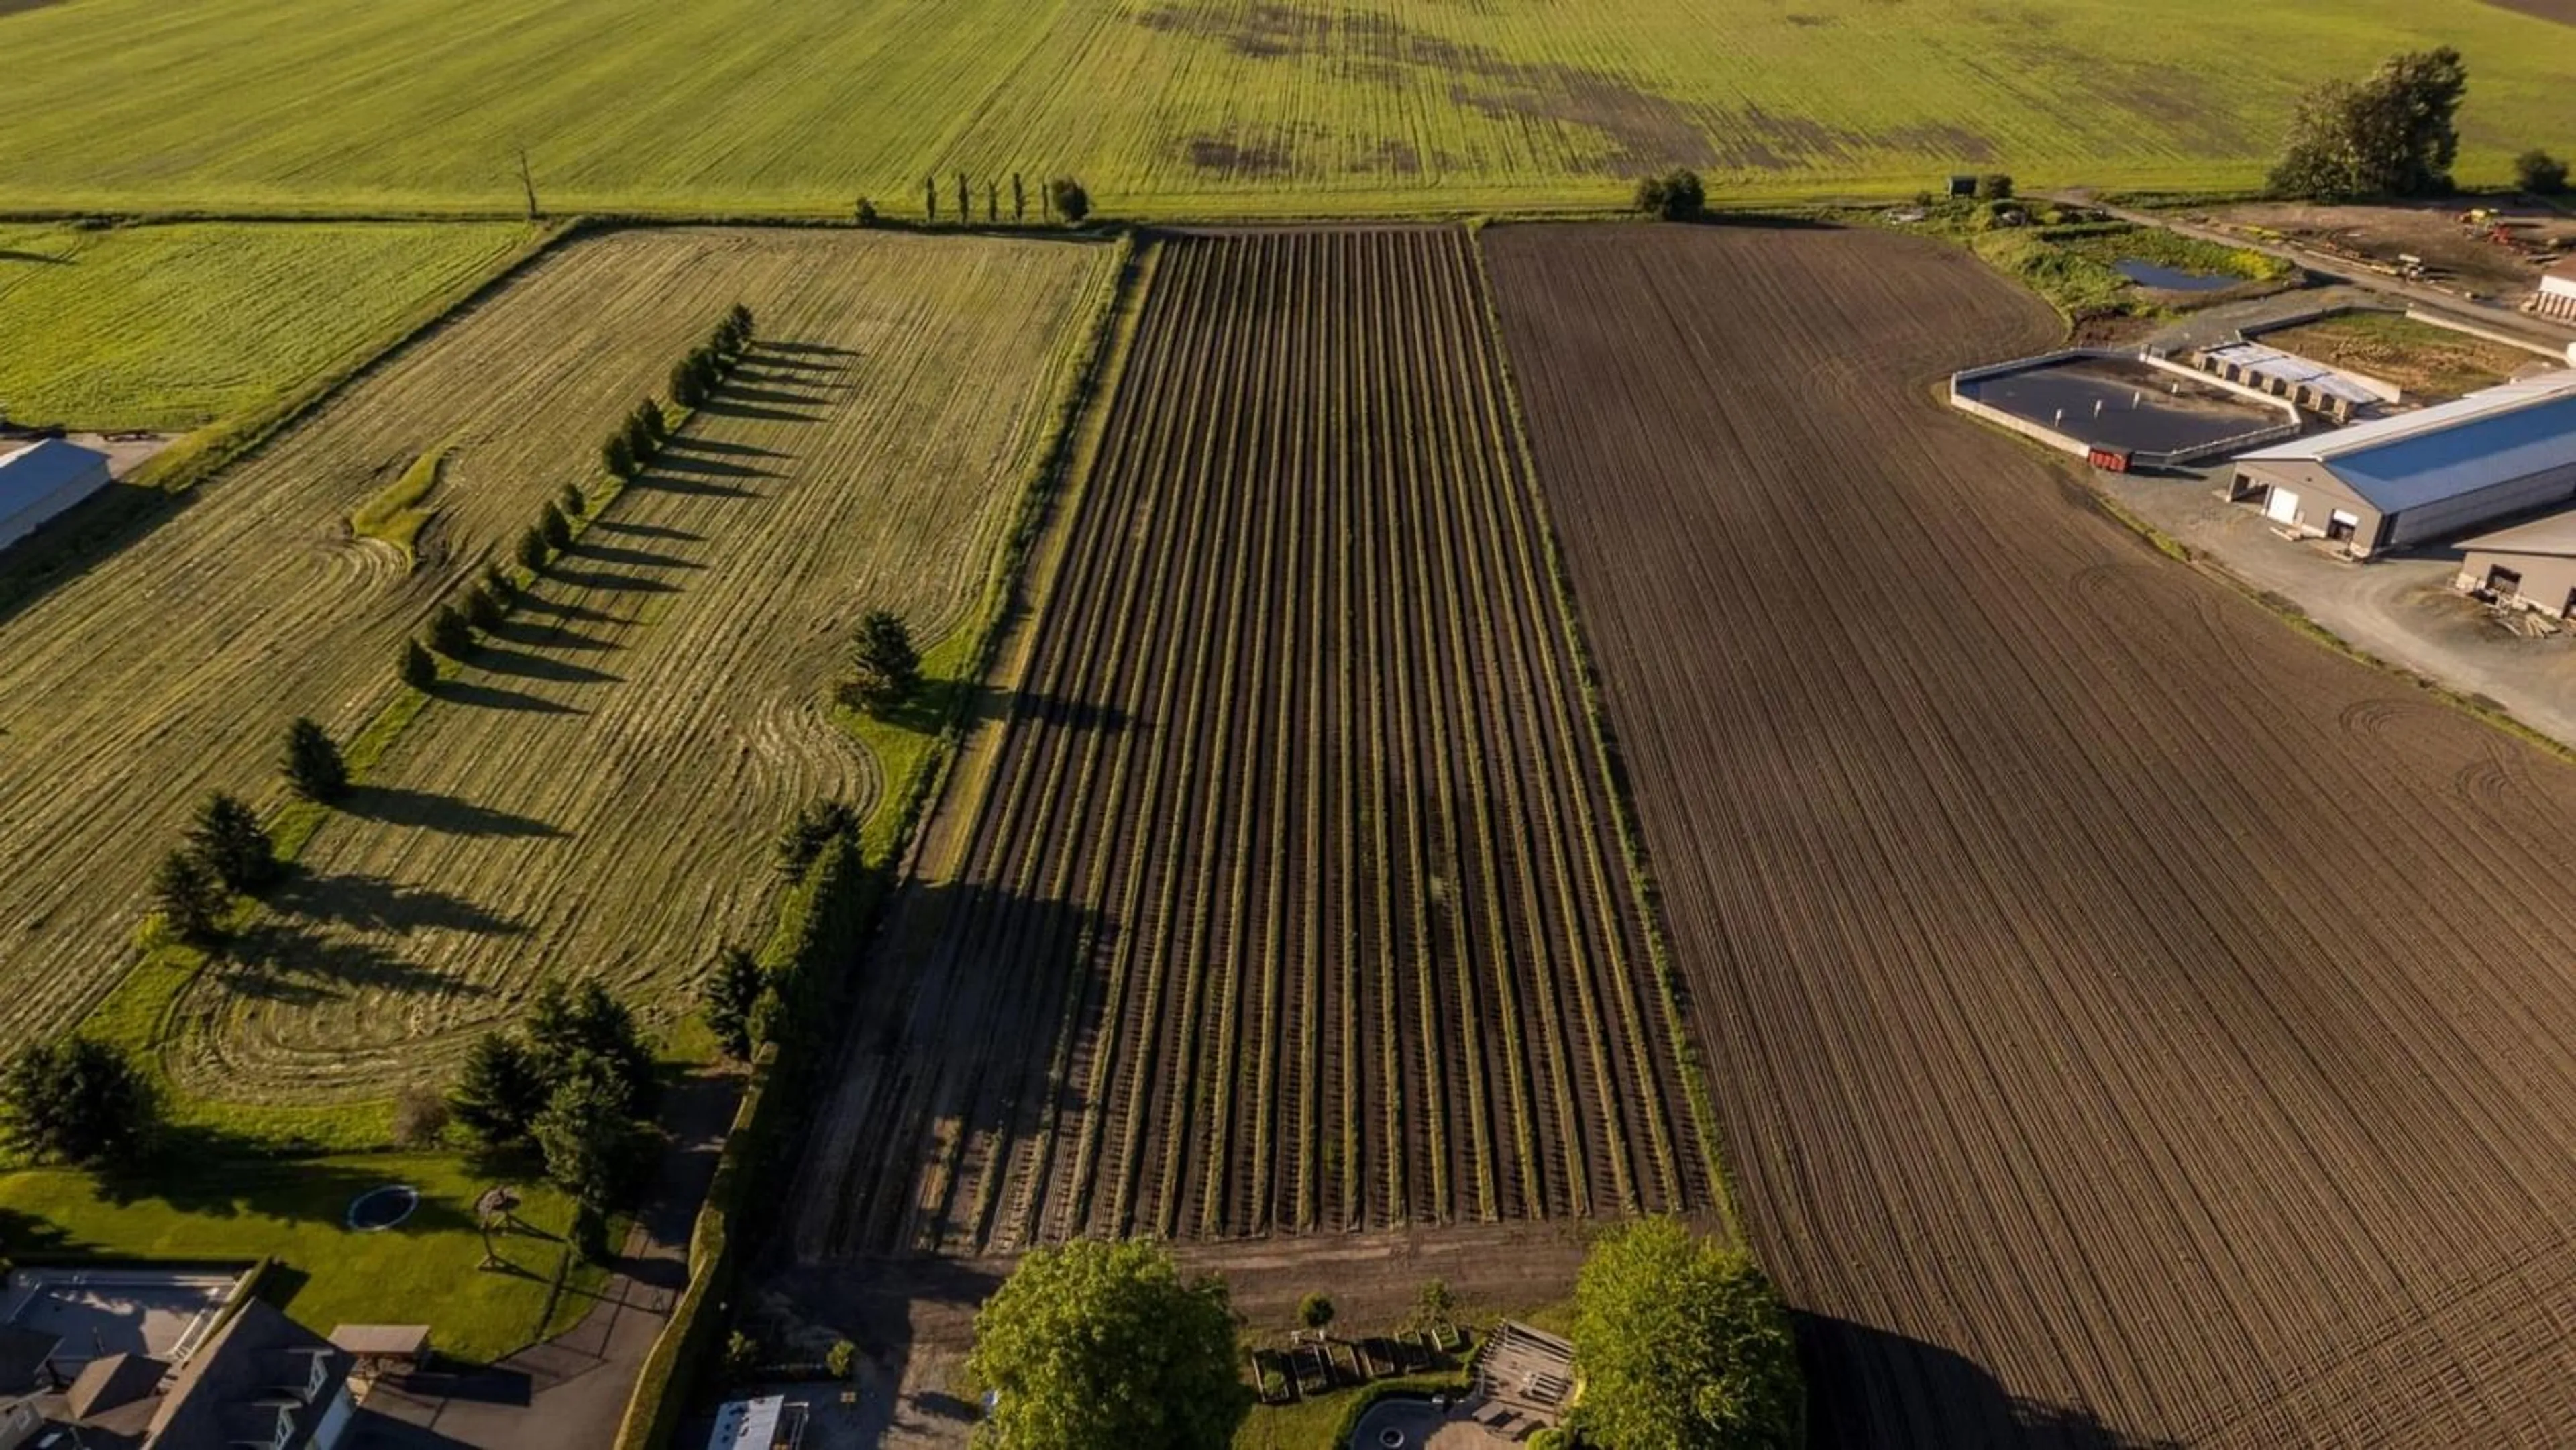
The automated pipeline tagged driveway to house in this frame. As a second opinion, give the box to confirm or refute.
[354,1071,743,1449]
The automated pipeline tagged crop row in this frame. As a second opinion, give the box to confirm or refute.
[790,225,1713,1260]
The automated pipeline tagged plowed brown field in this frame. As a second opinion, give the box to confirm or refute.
[1484,222,2576,1445]
[792,227,1715,1260]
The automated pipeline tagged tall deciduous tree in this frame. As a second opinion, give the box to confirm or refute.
[282,717,348,803]
[1635,168,1707,219]
[189,792,276,891]
[1049,176,1091,225]
[2270,48,2469,200]
[967,1239,1250,1449]
[154,847,227,944]
[0,1039,152,1166]
[1571,1216,1802,1450]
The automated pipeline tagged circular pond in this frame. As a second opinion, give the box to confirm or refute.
[345,1184,421,1232]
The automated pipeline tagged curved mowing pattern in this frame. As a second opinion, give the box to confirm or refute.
[1484,221,2576,1447]
[792,227,1712,1257]
[0,229,1104,1082]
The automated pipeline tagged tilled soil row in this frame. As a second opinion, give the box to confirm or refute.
[790,227,1711,1259]
[1483,221,2576,1446]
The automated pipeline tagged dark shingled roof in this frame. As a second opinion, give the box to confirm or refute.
[0,1325,60,1395]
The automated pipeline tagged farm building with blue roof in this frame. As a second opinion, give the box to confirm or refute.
[2226,371,2576,558]
[0,437,113,554]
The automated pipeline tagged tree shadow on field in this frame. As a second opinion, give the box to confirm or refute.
[469,643,623,687]
[649,452,777,481]
[1798,1312,2182,1449]
[339,784,565,839]
[215,918,492,1009]
[655,434,789,460]
[759,339,857,359]
[588,518,706,543]
[268,866,531,937]
[630,471,761,500]
[508,592,623,625]
[537,564,680,596]
[433,678,587,715]
[866,676,1132,739]
[693,395,824,425]
[483,615,616,653]
[566,540,704,572]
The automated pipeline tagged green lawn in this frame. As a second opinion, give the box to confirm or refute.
[0,221,535,430]
[0,0,2567,217]
[0,1152,601,1364]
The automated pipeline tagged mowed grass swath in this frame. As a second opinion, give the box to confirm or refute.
[0,221,535,431]
[160,231,1114,1109]
[788,229,1715,1262]
[0,227,1094,1084]
[0,0,2571,215]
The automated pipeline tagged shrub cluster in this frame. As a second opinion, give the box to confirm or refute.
[1634,168,1706,221]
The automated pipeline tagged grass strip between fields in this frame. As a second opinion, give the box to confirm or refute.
[1464,221,1740,1239]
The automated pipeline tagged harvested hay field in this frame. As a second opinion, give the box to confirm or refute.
[1484,222,2576,1445]
[791,227,1715,1261]
[0,220,536,432]
[167,231,1112,1104]
[0,228,1101,1076]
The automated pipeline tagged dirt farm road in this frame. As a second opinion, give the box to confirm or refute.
[2052,191,2576,351]
[1486,221,2576,1445]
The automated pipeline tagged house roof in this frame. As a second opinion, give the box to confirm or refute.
[2235,372,2576,513]
[0,1327,59,1396]
[0,437,111,517]
[66,1353,165,1419]
[146,1300,344,1450]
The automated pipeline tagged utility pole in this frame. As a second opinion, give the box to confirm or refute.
[517,148,539,221]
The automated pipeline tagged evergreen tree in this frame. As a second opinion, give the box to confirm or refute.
[669,358,705,409]
[189,792,276,892]
[727,303,755,344]
[533,1065,652,1209]
[702,945,765,1059]
[282,717,348,803]
[1012,172,1026,222]
[847,609,921,711]
[541,502,572,551]
[466,581,505,631]
[400,638,437,690]
[622,411,657,465]
[517,526,550,571]
[154,848,227,943]
[559,481,588,520]
[449,1029,547,1147]
[926,174,938,221]
[637,398,668,440]
[0,1039,152,1166]
[774,797,858,881]
[602,433,638,480]
[525,978,655,1108]
[429,603,474,658]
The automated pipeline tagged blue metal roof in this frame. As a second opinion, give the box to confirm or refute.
[0,438,111,517]
[2327,392,2576,513]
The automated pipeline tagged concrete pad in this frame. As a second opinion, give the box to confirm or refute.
[0,1265,254,1372]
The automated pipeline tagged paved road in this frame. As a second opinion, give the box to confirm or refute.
[356,1072,743,1449]
[2047,190,2576,352]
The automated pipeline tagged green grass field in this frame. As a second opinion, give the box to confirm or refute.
[0,0,2569,217]
[0,221,533,430]
[0,1152,600,1363]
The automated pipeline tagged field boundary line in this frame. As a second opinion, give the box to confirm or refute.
[1463,221,1741,1239]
